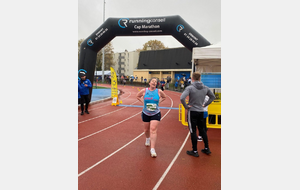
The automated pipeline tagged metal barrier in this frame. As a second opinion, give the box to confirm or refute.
[179,100,221,129]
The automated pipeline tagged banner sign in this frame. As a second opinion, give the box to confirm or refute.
[110,67,118,98]
[79,15,210,99]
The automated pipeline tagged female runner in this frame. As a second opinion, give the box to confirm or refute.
[136,77,167,157]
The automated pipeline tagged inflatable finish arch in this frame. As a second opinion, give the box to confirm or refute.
[79,15,210,97]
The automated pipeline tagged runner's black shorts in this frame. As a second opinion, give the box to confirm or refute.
[141,112,161,122]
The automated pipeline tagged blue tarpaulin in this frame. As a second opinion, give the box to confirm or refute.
[201,73,221,88]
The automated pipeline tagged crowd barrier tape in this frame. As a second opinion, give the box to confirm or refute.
[179,100,221,129]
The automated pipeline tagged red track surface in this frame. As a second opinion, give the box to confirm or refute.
[78,84,221,190]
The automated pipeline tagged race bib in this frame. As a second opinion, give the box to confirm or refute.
[146,103,157,111]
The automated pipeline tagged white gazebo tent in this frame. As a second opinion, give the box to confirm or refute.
[94,70,119,76]
[192,42,221,73]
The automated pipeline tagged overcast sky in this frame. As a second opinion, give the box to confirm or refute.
[78,0,220,52]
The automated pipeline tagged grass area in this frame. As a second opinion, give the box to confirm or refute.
[93,85,109,89]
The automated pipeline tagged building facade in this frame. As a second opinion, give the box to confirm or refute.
[133,47,193,82]
[111,47,221,83]
[112,50,139,77]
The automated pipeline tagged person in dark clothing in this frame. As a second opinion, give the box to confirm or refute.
[166,76,171,89]
[180,72,215,157]
[198,95,209,142]
[184,79,189,90]
[156,79,160,89]
[174,80,179,91]
[160,79,165,91]
[78,71,92,115]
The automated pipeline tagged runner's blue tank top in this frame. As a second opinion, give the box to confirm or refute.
[143,88,160,116]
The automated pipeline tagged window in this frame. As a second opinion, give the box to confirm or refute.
[149,71,159,74]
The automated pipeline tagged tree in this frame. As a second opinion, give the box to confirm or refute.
[96,42,115,71]
[78,38,84,63]
[136,39,168,52]
[78,39,115,71]
[135,39,168,67]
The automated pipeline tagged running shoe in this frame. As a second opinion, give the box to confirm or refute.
[145,138,150,147]
[150,149,157,158]
[186,150,199,157]
[85,110,89,114]
[201,148,211,155]
[197,136,202,141]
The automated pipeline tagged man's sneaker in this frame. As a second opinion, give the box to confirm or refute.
[186,150,199,157]
[81,111,84,115]
[145,138,150,147]
[201,148,211,155]
[85,110,89,114]
[150,149,157,158]
[197,136,202,141]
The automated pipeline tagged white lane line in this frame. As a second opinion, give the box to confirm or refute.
[78,132,144,177]
[78,111,141,141]
[78,106,126,124]
[152,132,190,190]
[80,103,110,112]
[78,95,174,177]
[78,100,139,124]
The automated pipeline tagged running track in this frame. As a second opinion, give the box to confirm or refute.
[78,84,221,190]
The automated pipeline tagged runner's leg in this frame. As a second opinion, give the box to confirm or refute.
[149,120,159,149]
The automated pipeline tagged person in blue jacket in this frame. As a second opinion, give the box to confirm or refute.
[78,83,82,104]
[78,71,92,115]
[174,80,179,91]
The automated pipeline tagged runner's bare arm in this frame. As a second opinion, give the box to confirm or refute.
[159,89,166,104]
[136,88,145,104]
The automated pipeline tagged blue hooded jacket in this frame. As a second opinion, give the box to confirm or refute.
[78,83,82,98]
[78,79,92,95]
